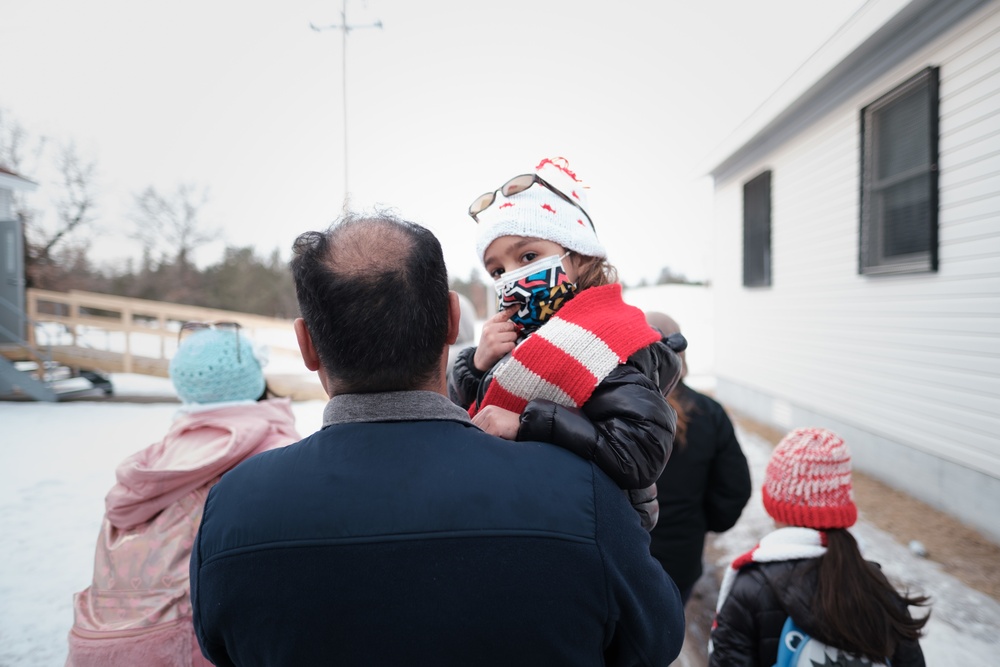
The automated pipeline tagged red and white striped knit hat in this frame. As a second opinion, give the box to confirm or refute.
[474,157,606,263]
[762,427,858,530]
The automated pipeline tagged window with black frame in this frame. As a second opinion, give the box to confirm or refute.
[743,169,772,287]
[860,67,939,275]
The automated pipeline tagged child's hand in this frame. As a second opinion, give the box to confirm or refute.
[473,307,519,372]
[472,406,521,440]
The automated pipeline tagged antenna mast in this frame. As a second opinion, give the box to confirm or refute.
[310,0,383,213]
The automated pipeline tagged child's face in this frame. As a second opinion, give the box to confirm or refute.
[483,236,579,282]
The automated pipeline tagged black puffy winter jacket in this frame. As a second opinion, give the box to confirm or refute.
[451,337,683,528]
[709,558,926,667]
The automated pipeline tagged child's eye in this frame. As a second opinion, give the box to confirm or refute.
[521,252,538,263]
[489,267,505,280]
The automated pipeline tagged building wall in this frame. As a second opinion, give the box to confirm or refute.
[623,283,714,379]
[711,2,1000,540]
[0,188,12,220]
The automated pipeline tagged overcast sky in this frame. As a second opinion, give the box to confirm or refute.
[1,0,867,285]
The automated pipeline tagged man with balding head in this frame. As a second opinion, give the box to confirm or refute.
[644,311,752,604]
[190,214,685,666]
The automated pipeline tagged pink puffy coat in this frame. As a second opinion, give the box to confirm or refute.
[66,398,300,667]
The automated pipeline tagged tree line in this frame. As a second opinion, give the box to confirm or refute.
[0,109,304,318]
[0,107,496,320]
[2,107,697,321]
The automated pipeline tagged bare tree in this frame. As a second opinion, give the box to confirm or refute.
[2,110,101,289]
[0,108,46,229]
[0,108,43,173]
[130,183,218,267]
[31,143,98,264]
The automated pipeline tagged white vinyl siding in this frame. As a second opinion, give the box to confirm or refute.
[712,2,1000,482]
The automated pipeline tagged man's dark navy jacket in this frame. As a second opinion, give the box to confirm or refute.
[190,391,684,666]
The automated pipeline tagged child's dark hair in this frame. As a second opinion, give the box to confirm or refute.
[812,528,930,661]
[572,253,618,290]
[257,382,283,401]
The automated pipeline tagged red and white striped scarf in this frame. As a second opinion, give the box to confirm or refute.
[709,527,827,652]
[470,283,659,417]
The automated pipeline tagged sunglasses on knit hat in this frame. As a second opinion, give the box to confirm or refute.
[178,321,243,362]
[468,173,595,231]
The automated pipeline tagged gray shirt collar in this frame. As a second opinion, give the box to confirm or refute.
[322,390,473,427]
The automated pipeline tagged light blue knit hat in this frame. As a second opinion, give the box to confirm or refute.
[169,328,265,404]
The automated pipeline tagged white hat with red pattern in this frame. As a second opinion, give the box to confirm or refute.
[474,157,606,263]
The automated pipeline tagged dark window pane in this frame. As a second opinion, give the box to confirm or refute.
[881,174,931,257]
[876,87,930,179]
[743,171,771,286]
[860,67,938,274]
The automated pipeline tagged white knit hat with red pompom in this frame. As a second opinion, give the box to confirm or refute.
[474,157,606,263]
[762,427,858,530]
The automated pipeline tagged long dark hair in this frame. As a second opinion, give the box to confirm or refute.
[666,384,692,447]
[813,528,930,661]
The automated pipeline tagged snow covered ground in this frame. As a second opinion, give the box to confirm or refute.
[32,320,309,378]
[709,423,1000,665]
[3,285,998,664]
[1,374,998,664]
[0,381,329,666]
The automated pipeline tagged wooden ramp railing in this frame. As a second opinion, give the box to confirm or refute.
[16,288,325,400]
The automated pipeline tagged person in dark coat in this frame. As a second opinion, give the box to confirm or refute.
[709,428,929,666]
[189,213,686,666]
[644,312,752,604]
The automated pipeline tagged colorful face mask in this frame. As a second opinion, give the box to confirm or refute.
[494,253,577,331]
